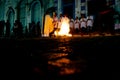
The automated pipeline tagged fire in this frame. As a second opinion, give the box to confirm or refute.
[55,16,72,37]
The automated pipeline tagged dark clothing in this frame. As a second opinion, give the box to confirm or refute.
[5,20,10,37]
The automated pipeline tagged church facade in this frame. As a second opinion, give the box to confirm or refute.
[0,0,120,36]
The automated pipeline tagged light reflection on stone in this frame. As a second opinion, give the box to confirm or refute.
[47,53,68,59]
[48,58,70,67]
[43,38,85,75]
[52,46,73,53]
[60,67,80,75]
[48,58,81,75]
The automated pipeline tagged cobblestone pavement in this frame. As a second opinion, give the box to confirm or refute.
[0,35,120,80]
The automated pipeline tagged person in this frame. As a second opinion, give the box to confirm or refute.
[86,16,93,35]
[80,16,87,35]
[74,16,80,33]
[5,20,10,37]
[58,13,63,29]
[0,20,5,37]
[13,20,23,38]
[49,12,58,37]
[44,14,54,37]
[69,18,74,34]
[53,12,58,30]
[36,21,41,37]
[13,20,19,37]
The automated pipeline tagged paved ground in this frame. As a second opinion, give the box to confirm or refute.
[0,34,120,80]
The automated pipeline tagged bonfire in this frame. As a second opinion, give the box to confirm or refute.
[54,16,72,37]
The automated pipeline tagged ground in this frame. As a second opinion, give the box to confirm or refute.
[0,35,120,80]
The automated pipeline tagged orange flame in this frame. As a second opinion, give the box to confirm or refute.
[55,16,72,37]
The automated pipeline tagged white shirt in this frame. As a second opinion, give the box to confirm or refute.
[74,19,80,29]
[69,20,74,28]
[80,21,86,28]
[80,18,87,28]
[87,19,93,27]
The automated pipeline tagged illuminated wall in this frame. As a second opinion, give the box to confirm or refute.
[0,0,119,36]
[55,0,88,18]
[0,0,55,35]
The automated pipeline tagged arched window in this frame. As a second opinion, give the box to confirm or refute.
[19,1,26,27]
[31,2,41,24]
[7,7,15,32]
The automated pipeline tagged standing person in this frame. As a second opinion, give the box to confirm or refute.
[0,20,5,37]
[53,12,58,29]
[5,20,10,37]
[57,13,63,33]
[58,13,63,28]
[80,16,87,35]
[74,16,80,34]
[69,18,74,34]
[31,21,36,37]
[49,12,58,37]
[44,14,54,37]
[13,20,23,38]
[17,20,23,38]
[13,20,18,37]
[59,13,63,22]
[86,16,94,35]
[36,21,41,37]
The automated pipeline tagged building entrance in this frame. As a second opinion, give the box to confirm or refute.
[62,0,74,18]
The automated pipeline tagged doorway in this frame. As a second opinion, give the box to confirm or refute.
[62,0,75,18]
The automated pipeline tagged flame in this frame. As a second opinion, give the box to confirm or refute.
[55,16,72,37]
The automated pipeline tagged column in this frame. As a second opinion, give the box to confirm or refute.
[57,0,62,18]
[80,0,87,17]
[75,0,80,18]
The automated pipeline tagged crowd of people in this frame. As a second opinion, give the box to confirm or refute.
[45,11,120,37]
[0,19,41,38]
[0,11,119,38]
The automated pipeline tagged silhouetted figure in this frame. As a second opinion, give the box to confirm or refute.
[5,20,10,37]
[13,20,18,37]
[0,21,2,36]
[36,21,41,37]
[69,18,74,34]
[17,20,23,37]
[30,21,36,37]
[13,20,23,38]
[0,20,5,37]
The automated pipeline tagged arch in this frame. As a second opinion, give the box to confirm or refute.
[30,0,43,9]
[6,7,15,32]
[17,0,27,27]
[30,0,42,25]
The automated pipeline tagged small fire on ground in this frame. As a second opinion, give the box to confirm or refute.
[54,16,72,37]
